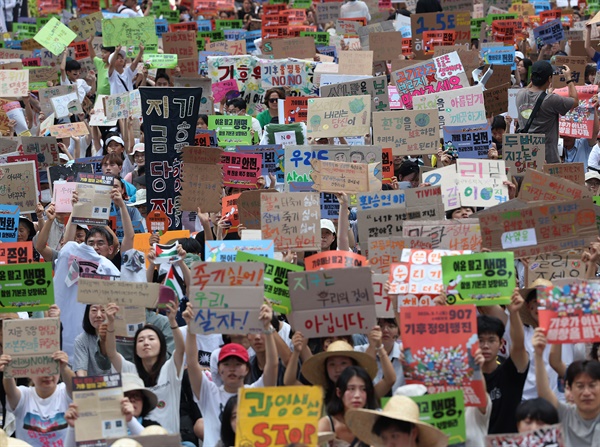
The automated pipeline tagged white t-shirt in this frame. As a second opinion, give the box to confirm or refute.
[117,5,144,17]
[121,355,183,434]
[465,394,492,447]
[109,66,138,95]
[54,241,120,360]
[339,0,371,21]
[9,383,72,447]
[196,374,264,447]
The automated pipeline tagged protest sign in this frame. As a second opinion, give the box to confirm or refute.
[260,58,318,97]
[485,424,564,447]
[48,121,90,138]
[205,40,247,55]
[77,277,160,307]
[162,31,197,58]
[20,136,59,169]
[373,273,394,318]
[356,187,445,247]
[288,267,376,337]
[269,37,316,59]
[144,53,178,69]
[310,159,373,193]
[103,90,142,120]
[205,240,274,262]
[0,205,19,242]
[402,219,482,251]
[412,390,467,447]
[47,163,94,193]
[208,115,252,146]
[102,17,158,56]
[236,386,322,447]
[538,280,600,343]
[28,66,58,85]
[38,85,77,116]
[372,110,439,156]
[306,95,371,138]
[187,261,265,334]
[525,252,586,285]
[261,192,320,251]
[388,248,470,304]
[71,173,114,226]
[0,262,53,311]
[368,31,404,61]
[552,56,587,87]
[133,230,189,264]
[141,87,202,230]
[441,252,515,306]
[89,95,118,127]
[337,50,373,76]
[0,70,28,97]
[73,374,127,445]
[502,134,545,177]
[391,52,469,109]
[68,11,103,41]
[235,251,303,314]
[236,144,283,180]
[280,96,311,124]
[478,198,598,258]
[52,181,77,213]
[212,79,239,104]
[442,123,492,159]
[555,84,597,139]
[221,152,262,188]
[50,92,82,119]
[181,146,223,213]
[518,169,590,202]
[315,2,342,24]
[401,304,486,406]
[2,317,60,378]
[410,12,471,58]
[283,144,382,188]
[368,237,433,273]
[221,193,240,235]
[305,250,367,270]
[491,19,524,44]
[237,189,277,229]
[533,19,564,47]
[320,75,389,113]
[0,161,38,213]
[544,163,585,186]
[413,85,486,136]
[480,46,515,69]
[34,17,77,56]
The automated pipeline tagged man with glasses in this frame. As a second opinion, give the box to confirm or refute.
[226,97,263,143]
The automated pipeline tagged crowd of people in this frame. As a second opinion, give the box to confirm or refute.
[3,0,600,447]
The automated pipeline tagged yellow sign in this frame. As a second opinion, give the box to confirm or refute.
[236,386,323,447]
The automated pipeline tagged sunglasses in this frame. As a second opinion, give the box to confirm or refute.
[268,98,278,103]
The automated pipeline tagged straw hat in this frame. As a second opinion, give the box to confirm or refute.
[122,373,158,412]
[318,431,335,445]
[0,429,33,446]
[140,426,168,435]
[518,278,553,328]
[110,439,142,447]
[345,395,448,447]
[301,340,378,387]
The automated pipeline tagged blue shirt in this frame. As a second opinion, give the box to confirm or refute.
[564,138,593,170]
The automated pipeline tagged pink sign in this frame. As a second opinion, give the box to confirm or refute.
[212,79,240,104]
[388,85,403,110]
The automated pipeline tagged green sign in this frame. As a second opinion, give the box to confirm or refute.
[412,391,466,447]
[485,13,518,25]
[0,262,54,312]
[215,20,244,31]
[145,53,178,69]
[441,252,515,306]
[160,9,180,24]
[236,251,304,314]
[208,115,253,146]
[593,195,600,206]
[34,17,77,56]
[470,18,485,40]
[102,17,159,57]
[293,0,312,8]
[300,31,330,46]
[12,23,38,39]
[197,30,225,42]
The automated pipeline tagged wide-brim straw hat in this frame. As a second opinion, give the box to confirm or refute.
[345,395,448,447]
[301,340,378,387]
[122,373,158,412]
[518,278,553,328]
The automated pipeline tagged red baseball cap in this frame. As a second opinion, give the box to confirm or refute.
[218,343,249,363]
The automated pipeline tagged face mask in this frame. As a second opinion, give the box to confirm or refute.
[40,189,52,203]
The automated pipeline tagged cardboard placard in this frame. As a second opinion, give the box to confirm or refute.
[368,237,433,273]
[524,252,586,285]
[482,82,510,118]
[71,173,114,226]
[320,75,389,113]
[261,192,320,251]
[0,161,38,213]
[0,70,29,97]
[162,31,198,57]
[289,267,376,337]
[181,146,223,213]
[369,31,404,61]
[3,317,60,378]
[402,219,482,251]
[270,36,316,59]
[485,424,564,447]
[20,136,60,169]
[552,56,587,87]
[48,121,90,138]
[73,374,127,444]
[305,250,367,270]
[502,134,545,178]
[337,50,373,75]
[77,278,160,307]
[103,90,141,120]
[518,169,590,202]
[187,261,265,334]
[356,187,445,253]
[310,159,371,193]
[543,162,585,186]
[52,181,77,213]
[372,110,439,156]
[478,198,598,258]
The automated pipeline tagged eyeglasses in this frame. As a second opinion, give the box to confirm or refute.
[268,98,279,103]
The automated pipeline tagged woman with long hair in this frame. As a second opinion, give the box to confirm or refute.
[73,304,114,376]
[104,301,184,434]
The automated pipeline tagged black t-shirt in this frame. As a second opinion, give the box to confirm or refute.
[484,356,529,434]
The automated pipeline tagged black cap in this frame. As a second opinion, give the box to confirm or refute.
[531,61,553,84]
[396,160,419,178]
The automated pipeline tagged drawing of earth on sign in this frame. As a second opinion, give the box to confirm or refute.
[415,113,430,127]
